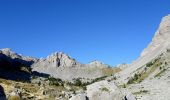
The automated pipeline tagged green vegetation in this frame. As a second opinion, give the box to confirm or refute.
[133,90,148,95]
[8,95,21,100]
[46,77,64,86]
[127,57,162,84]
[154,68,167,78]
[100,87,109,92]
[127,73,141,84]
[146,62,153,67]
[91,76,107,83]
[123,83,127,88]
[45,76,108,91]
[101,67,121,76]
[72,78,90,87]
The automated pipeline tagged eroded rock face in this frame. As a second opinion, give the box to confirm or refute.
[32,52,111,81]
[116,14,170,84]
[69,93,87,100]
[88,60,110,68]
[141,14,170,57]
[32,52,80,69]
[46,52,79,67]
[86,80,123,100]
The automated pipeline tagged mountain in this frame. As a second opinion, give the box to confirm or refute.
[32,52,117,81]
[116,14,170,84]
[0,14,170,100]
[0,48,118,81]
[113,14,170,100]
[70,14,170,100]
[0,48,120,100]
[0,48,37,81]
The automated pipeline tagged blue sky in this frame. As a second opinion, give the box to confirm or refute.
[0,0,170,66]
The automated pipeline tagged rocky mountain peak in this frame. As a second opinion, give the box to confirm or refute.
[0,48,37,62]
[41,52,78,67]
[88,60,110,68]
[89,60,103,66]
[141,14,170,57]
[0,48,22,59]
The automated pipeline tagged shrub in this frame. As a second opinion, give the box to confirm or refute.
[127,73,141,84]
[100,87,109,92]
[146,62,153,67]
[159,67,162,70]
[167,49,170,52]
[74,78,82,86]
[8,95,21,100]
[123,84,126,88]
[47,77,63,86]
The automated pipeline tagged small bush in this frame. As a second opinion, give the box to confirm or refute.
[133,90,148,95]
[167,49,170,52]
[100,87,109,92]
[74,78,82,86]
[146,62,153,67]
[159,67,162,70]
[127,73,141,84]
[123,84,126,88]
[47,77,63,86]
[8,95,21,100]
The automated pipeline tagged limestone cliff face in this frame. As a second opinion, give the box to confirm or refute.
[32,52,110,80]
[0,48,111,81]
[141,14,170,57]
[116,14,170,84]
[44,52,80,68]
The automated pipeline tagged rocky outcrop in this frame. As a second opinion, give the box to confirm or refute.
[86,80,121,100]
[116,14,170,84]
[113,14,170,100]
[86,80,131,100]
[69,93,87,100]
[0,48,112,81]
[141,14,170,57]
[88,60,110,68]
[0,48,37,63]
[32,52,112,81]
[33,52,81,68]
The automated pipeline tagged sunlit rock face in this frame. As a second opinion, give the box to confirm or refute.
[116,14,170,84]
[141,14,170,57]
[32,52,111,81]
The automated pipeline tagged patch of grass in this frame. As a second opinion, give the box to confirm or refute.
[119,83,127,88]
[46,77,64,86]
[146,62,153,67]
[8,95,21,100]
[101,68,121,76]
[91,76,107,83]
[127,57,162,84]
[133,90,148,95]
[154,68,167,78]
[127,73,141,84]
[0,78,12,85]
[167,49,170,52]
[100,87,109,92]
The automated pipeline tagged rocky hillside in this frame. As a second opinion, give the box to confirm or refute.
[113,14,170,100]
[70,14,170,100]
[116,14,170,84]
[32,52,118,81]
